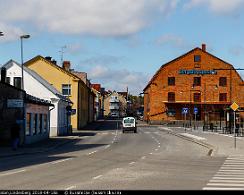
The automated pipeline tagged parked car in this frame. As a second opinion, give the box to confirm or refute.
[122,117,137,133]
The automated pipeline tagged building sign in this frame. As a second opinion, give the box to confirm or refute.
[179,69,217,75]
[7,99,24,108]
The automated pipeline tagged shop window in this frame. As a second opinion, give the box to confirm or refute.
[43,114,47,133]
[219,93,227,102]
[194,55,201,62]
[219,77,227,87]
[193,77,201,86]
[14,77,21,89]
[167,108,176,117]
[33,114,38,135]
[26,113,31,136]
[62,84,71,96]
[168,92,175,102]
[168,77,175,86]
[193,93,201,102]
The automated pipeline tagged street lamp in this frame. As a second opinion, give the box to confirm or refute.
[20,34,30,90]
[0,31,4,36]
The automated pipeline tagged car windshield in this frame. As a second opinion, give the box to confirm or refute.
[123,118,135,124]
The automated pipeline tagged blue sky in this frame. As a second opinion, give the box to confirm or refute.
[0,0,244,95]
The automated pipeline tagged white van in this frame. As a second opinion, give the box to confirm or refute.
[122,117,137,133]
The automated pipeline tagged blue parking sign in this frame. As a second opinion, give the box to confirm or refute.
[182,107,188,114]
[194,107,198,114]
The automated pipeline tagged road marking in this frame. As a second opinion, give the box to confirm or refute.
[87,151,97,155]
[203,187,244,190]
[105,145,110,149]
[141,156,146,160]
[51,158,73,165]
[207,183,244,187]
[65,186,76,190]
[129,162,135,165]
[149,152,153,155]
[93,175,102,180]
[213,177,244,180]
[0,169,26,177]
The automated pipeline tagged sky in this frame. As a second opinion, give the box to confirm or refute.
[0,0,244,95]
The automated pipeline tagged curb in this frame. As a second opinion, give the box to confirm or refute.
[158,127,218,156]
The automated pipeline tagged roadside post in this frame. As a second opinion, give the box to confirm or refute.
[182,108,188,132]
[230,102,239,149]
[193,107,198,130]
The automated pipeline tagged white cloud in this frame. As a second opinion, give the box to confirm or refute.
[0,23,25,42]
[0,0,179,38]
[156,34,186,48]
[87,65,150,95]
[185,0,244,14]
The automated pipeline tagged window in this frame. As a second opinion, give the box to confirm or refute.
[39,114,43,133]
[194,64,201,68]
[33,114,38,135]
[193,93,201,102]
[193,77,201,86]
[168,77,175,86]
[26,113,31,136]
[43,114,47,133]
[168,92,175,102]
[219,93,227,102]
[167,108,176,117]
[6,77,10,84]
[36,114,41,134]
[14,77,21,89]
[219,77,227,87]
[62,84,71,96]
[194,55,201,62]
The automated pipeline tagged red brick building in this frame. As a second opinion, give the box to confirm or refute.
[143,44,244,127]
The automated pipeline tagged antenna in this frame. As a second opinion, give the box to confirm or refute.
[59,45,67,65]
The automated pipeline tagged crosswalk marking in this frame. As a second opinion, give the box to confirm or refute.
[203,155,244,190]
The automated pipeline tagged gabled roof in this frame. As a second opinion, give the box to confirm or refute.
[24,55,80,81]
[2,59,72,103]
[143,47,243,91]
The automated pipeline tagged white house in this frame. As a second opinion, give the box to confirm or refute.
[2,60,72,137]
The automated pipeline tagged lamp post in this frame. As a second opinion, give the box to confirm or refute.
[20,34,30,90]
[0,31,4,36]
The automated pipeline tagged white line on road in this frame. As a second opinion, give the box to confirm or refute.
[87,151,97,155]
[203,187,244,190]
[129,162,135,165]
[213,177,244,180]
[65,186,76,190]
[210,180,244,183]
[93,175,103,180]
[141,156,146,160]
[105,145,110,149]
[51,158,73,165]
[0,169,26,177]
[207,183,244,187]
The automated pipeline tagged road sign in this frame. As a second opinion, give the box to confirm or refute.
[193,107,198,114]
[182,107,188,114]
[230,102,239,111]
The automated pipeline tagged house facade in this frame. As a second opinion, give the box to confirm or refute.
[0,69,52,145]
[104,91,127,118]
[143,44,244,128]
[2,60,72,137]
[24,56,90,130]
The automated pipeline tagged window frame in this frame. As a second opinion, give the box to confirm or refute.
[14,77,22,89]
[219,93,227,102]
[168,92,175,102]
[219,77,227,87]
[62,84,71,96]
[193,77,201,86]
[193,93,201,102]
[168,77,175,86]
[194,55,201,62]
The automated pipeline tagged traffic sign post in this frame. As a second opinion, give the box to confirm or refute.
[230,102,239,149]
[193,107,198,130]
[182,108,188,132]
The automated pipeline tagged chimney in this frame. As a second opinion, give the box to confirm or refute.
[202,44,206,52]
[45,56,52,61]
[1,67,6,83]
[63,61,71,71]
[51,60,57,65]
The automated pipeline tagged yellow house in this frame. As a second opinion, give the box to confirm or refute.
[24,56,89,130]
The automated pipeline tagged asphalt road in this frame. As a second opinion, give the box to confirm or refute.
[0,120,226,190]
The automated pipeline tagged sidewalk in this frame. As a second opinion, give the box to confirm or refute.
[0,121,103,158]
[159,126,244,157]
